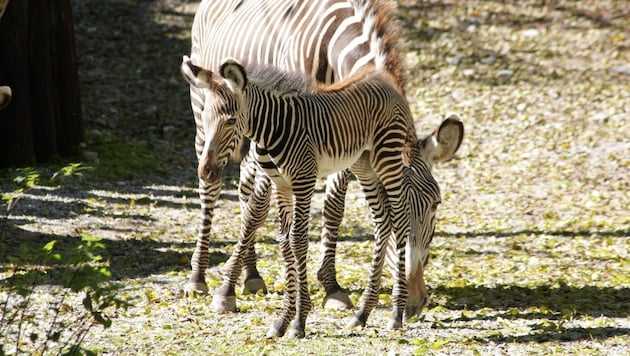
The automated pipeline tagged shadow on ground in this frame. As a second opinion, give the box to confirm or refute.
[433,284,629,319]
[0,220,231,287]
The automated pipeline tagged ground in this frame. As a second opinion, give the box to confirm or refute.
[1,0,629,355]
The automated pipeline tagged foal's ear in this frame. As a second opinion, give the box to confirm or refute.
[418,114,464,165]
[219,59,248,93]
[180,55,215,88]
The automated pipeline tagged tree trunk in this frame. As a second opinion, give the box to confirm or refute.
[0,0,83,168]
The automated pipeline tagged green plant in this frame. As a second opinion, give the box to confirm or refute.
[1,167,41,212]
[0,234,131,355]
[2,163,91,214]
[51,163,93,182]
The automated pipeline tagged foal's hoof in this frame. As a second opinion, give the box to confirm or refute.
[387,318,403,330]
[287,324,306,339]
[183,282,209,296]
[323,291,353,310]
[265,320,287,338]
[242,278,268,295]
[211,295,236,313]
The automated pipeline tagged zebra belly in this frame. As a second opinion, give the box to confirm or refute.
[316,151,364,178]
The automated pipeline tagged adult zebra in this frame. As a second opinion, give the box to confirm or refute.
[184,0,464,323]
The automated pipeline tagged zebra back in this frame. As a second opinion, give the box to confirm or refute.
[191,0,405,89]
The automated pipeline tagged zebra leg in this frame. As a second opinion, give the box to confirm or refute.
[211,170,271,312]
[267,190,297,338]
[347,156,392,328]
[372,152,410,331]
[386,200,408,330]
[242,246,268,295]
[318,169,354,310]
[241,172,271,295]
[287,181,315,339]
[185,178,223,295]
[238,152,270,295]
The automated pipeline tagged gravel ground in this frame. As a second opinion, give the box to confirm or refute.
[1,0,629,355]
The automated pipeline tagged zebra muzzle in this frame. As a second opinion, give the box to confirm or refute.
[405,259,428,321]
[198,155,222,183]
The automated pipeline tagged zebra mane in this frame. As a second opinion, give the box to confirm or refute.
[246,63,404,101]
[245,64,315,95]
[350,0,406,91]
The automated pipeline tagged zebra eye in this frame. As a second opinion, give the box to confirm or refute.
[431,201,441,212]
[225,117,237,126]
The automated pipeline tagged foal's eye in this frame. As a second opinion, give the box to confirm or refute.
[431,201,441,212]
[225,117,237,126]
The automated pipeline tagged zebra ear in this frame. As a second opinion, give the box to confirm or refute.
[418,114,464,164]
[181,55,214,88]
[219,59,248,93]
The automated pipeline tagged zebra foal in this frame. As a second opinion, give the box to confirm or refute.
[181,56,462,337]
[185,0,413,311]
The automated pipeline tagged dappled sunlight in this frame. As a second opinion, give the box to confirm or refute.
[1,0,628,354]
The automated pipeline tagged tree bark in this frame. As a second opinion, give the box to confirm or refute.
[0,0,83,168]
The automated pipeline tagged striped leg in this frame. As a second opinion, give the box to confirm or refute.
[267,189,297,338]
[185,177,222,295]
[267,178,315,339]
[318,169,354,310]
[287,179,315,339]
[388,194,409,330]
[237,151,269,295]
[212,166,271,312]
[375,160,409,330]
[242,244,267,294]
[184,83,218,295]
[347,155,393,328]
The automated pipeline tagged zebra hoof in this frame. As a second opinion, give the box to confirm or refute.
[242,278,268,295]
[346,316,365,329]
[183,282,209,296]
[265,319,286,338]
[387,318,403,330]
[211,295,237,313]
[287,325,305,339]
[323,291,353,310]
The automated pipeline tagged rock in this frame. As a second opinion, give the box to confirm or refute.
[497,69,514,78]
[462,69,475,77]
[590,112,609,124]
[446,55,465,65]
[83,150,99,163]
[610,64,630,75]
[521,28,540,37]
[481,55,496,64]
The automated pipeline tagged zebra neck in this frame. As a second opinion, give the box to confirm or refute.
[243,86,302,154]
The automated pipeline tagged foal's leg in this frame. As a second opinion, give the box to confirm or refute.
[266,189,297,338]
[369,146,410,330]
[212,169,271,312]
[347,155,393,328]
[238,155,270,295]
[287,178,316,339]
[318,169,354,309]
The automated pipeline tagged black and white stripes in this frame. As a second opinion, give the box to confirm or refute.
[182,57,415,337]
[182,0,465,336]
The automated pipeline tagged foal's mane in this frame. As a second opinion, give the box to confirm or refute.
[246,64,402,98]
[245,64,315,95]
